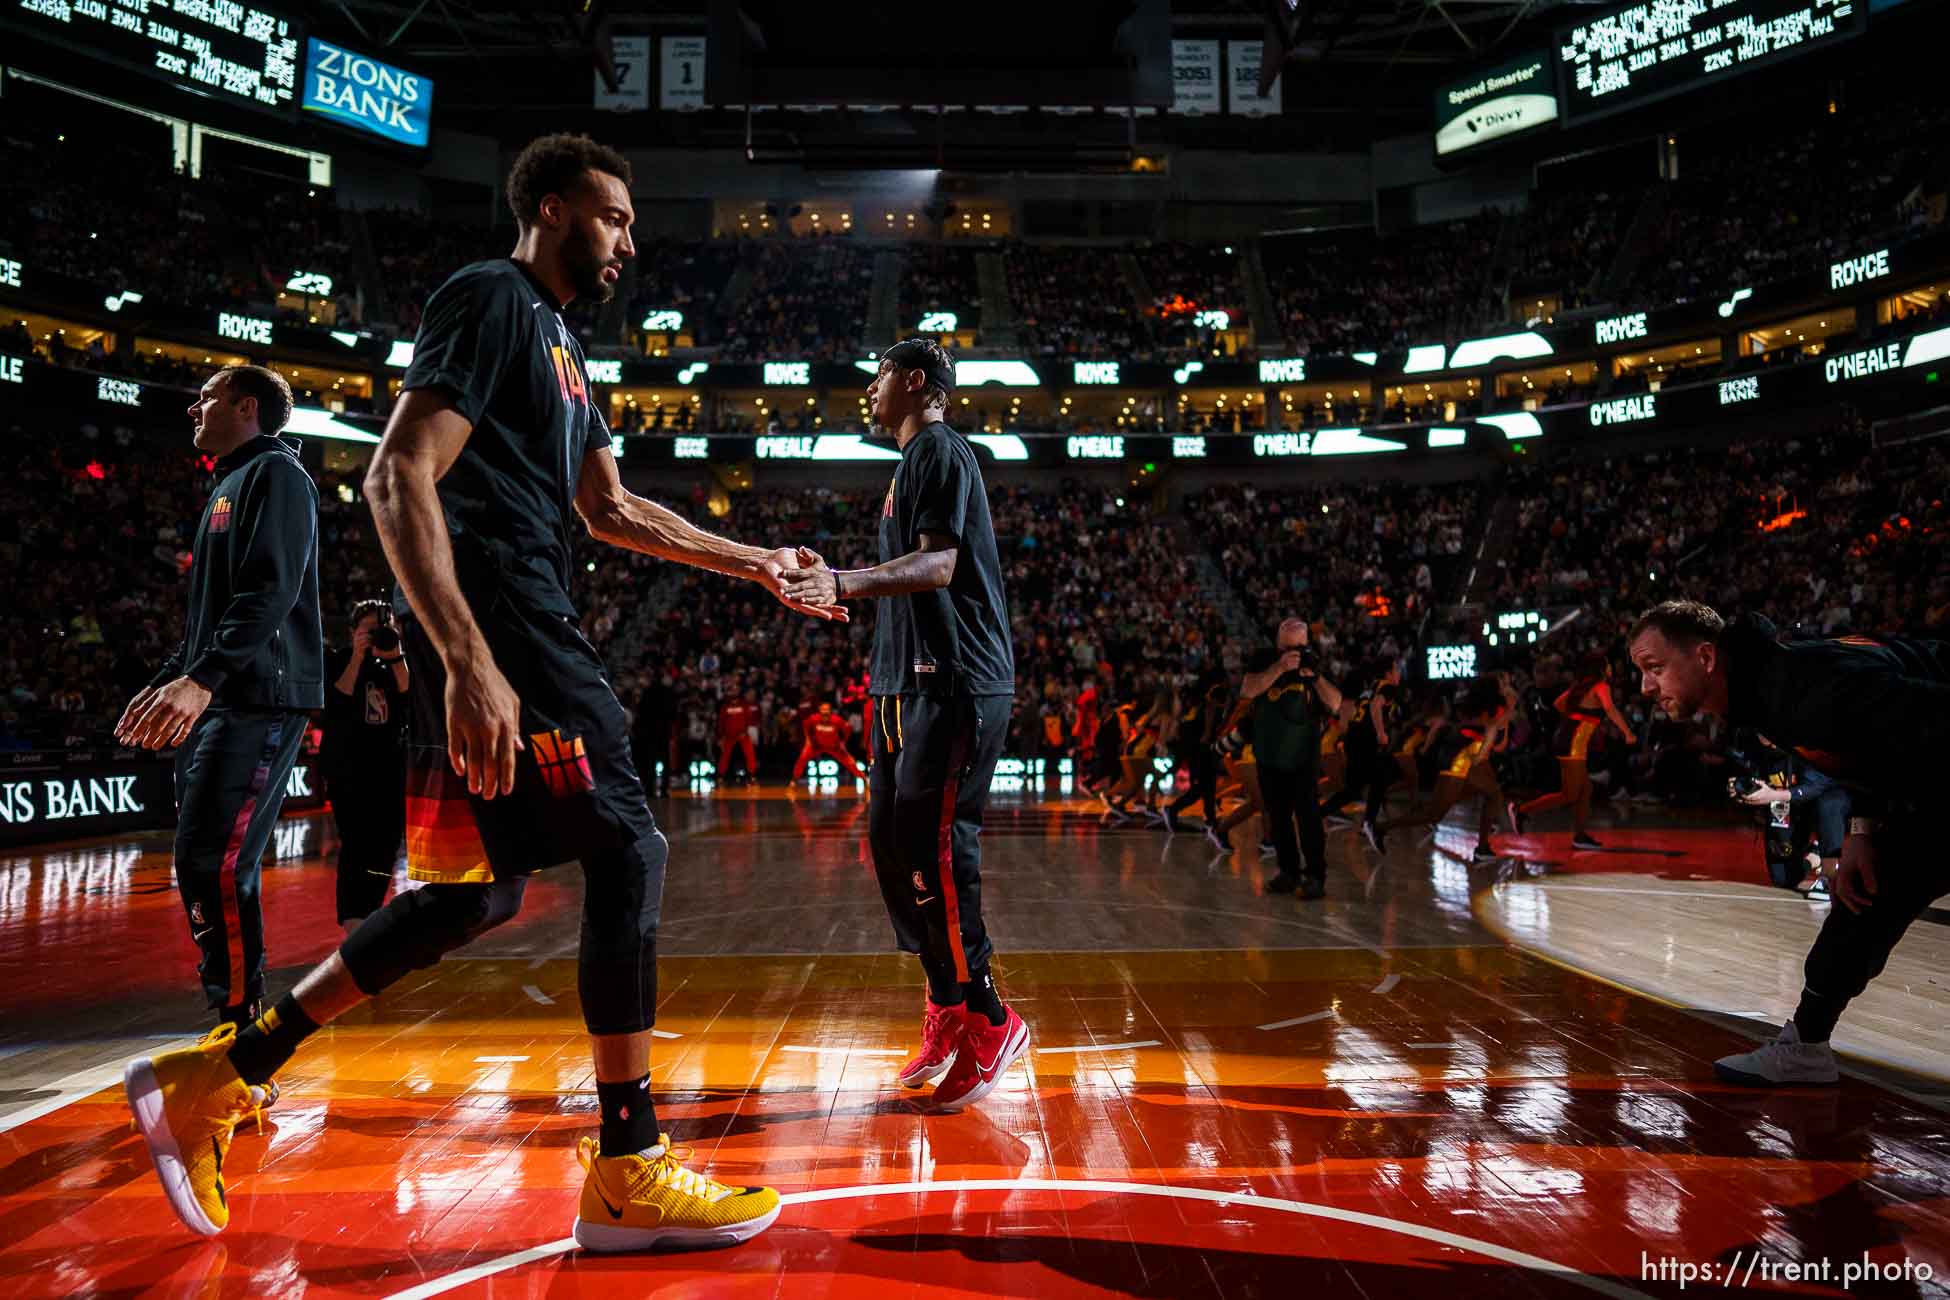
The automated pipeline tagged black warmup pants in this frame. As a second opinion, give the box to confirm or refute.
[1317,743,1390,825]
[372,600,669,1037]
[172,708,308,1018]
[868,693,1010,986]
[1168,745,1221,823]
[1802,819,1948,1012]
[327,758,405,923]
[1260,761,1328,885]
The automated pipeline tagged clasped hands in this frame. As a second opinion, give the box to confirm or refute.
[759,547,846,620]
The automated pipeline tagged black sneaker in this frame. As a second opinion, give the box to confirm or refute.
[1470,841,1498,862]
[1571,832,1603,850]
[1258,839,1277,856]
[1298,877,1326,901]
[1265,873,1300,895]
[1361,821,1385,854]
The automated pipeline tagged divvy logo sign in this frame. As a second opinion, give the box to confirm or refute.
[303,39,434,147]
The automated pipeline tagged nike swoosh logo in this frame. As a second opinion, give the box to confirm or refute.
[192,928,213,943]
[594,1179,626,1220]
[915,895,936,905]
[212,1137,226,1207]
[975,1025,1023,1075]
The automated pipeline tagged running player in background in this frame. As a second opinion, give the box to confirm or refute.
[1513,651,1636,848]
[1385,674,1519,862]
[1317,658,1403,853]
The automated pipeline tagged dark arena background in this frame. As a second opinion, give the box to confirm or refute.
[5,0,1950,1295]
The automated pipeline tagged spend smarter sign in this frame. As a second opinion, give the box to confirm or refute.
[303,38,433,146]
[1434,52,1559,157]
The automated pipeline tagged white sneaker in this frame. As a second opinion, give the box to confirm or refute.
[1203,826,1227,853]
[1713,1021,1839,1087]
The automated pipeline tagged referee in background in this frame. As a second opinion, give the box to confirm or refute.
[116,364,322,1030]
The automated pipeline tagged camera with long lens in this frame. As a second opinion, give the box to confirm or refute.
[369,615,401,655]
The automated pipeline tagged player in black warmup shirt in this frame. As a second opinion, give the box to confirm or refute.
[320,599,409,933]
[116,365,322,1039]
[1317,658,1401,852]
[784,338,1031,1110]
[123,134,841,1248]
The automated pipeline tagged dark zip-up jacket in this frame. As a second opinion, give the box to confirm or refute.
[150,435,324,710]
[1721,611,1950,817]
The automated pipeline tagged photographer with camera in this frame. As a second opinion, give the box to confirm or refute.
[1241,617,1343,899]
[1737,750,1850,900]
[321,599,410,934]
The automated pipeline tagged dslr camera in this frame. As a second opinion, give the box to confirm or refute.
[368,609,401,655]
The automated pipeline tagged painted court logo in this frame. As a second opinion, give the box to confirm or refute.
[529,729,595,798]
[208,496,232,533]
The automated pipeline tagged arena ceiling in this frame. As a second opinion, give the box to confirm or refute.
[288,1,1612,154]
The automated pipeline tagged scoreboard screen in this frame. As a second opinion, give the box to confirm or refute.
[1555,0,1864,122]
[12,0,302,116]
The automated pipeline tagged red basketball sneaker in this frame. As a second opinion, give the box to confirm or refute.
[932,1005,1029,1110]
[897,997,966,1089]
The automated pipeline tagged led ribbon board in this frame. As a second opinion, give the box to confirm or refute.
[1555,0,1864,123]
[11,0,303,115]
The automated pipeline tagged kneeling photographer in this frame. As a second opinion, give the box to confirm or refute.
[322,599,410,934]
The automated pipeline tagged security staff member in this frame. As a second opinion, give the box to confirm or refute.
[1629,599,1950,1087]
[115,364,322,1027]
[783,337,1029,1110]
[1241,618,1342,899]
[322,599,410,933]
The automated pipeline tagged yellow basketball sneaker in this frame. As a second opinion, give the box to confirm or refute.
[124,1024,259,1236]
[572,1134,781,1251]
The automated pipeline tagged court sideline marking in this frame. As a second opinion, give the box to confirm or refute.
[381,1178,1654,1300]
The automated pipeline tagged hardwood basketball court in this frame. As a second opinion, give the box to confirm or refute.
[3,783,1947,1298]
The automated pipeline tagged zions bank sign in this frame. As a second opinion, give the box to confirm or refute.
[303,39,434,147]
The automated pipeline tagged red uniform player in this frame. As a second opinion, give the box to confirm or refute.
[793,701,865,780]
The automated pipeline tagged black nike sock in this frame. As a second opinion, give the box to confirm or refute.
[922,955,963,1007]
[963,968,1006,1026]
[596,1073,660,1157]
[1792,987,1846,1045]
[226,993,319,1086]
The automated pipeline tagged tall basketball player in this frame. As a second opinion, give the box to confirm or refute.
[121,133,843,1248]
[782,338,1030,1110]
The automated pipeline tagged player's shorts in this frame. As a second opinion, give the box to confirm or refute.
[1564,717,1601,762]
[1442,737,1488,781]
[398,592,656,885]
